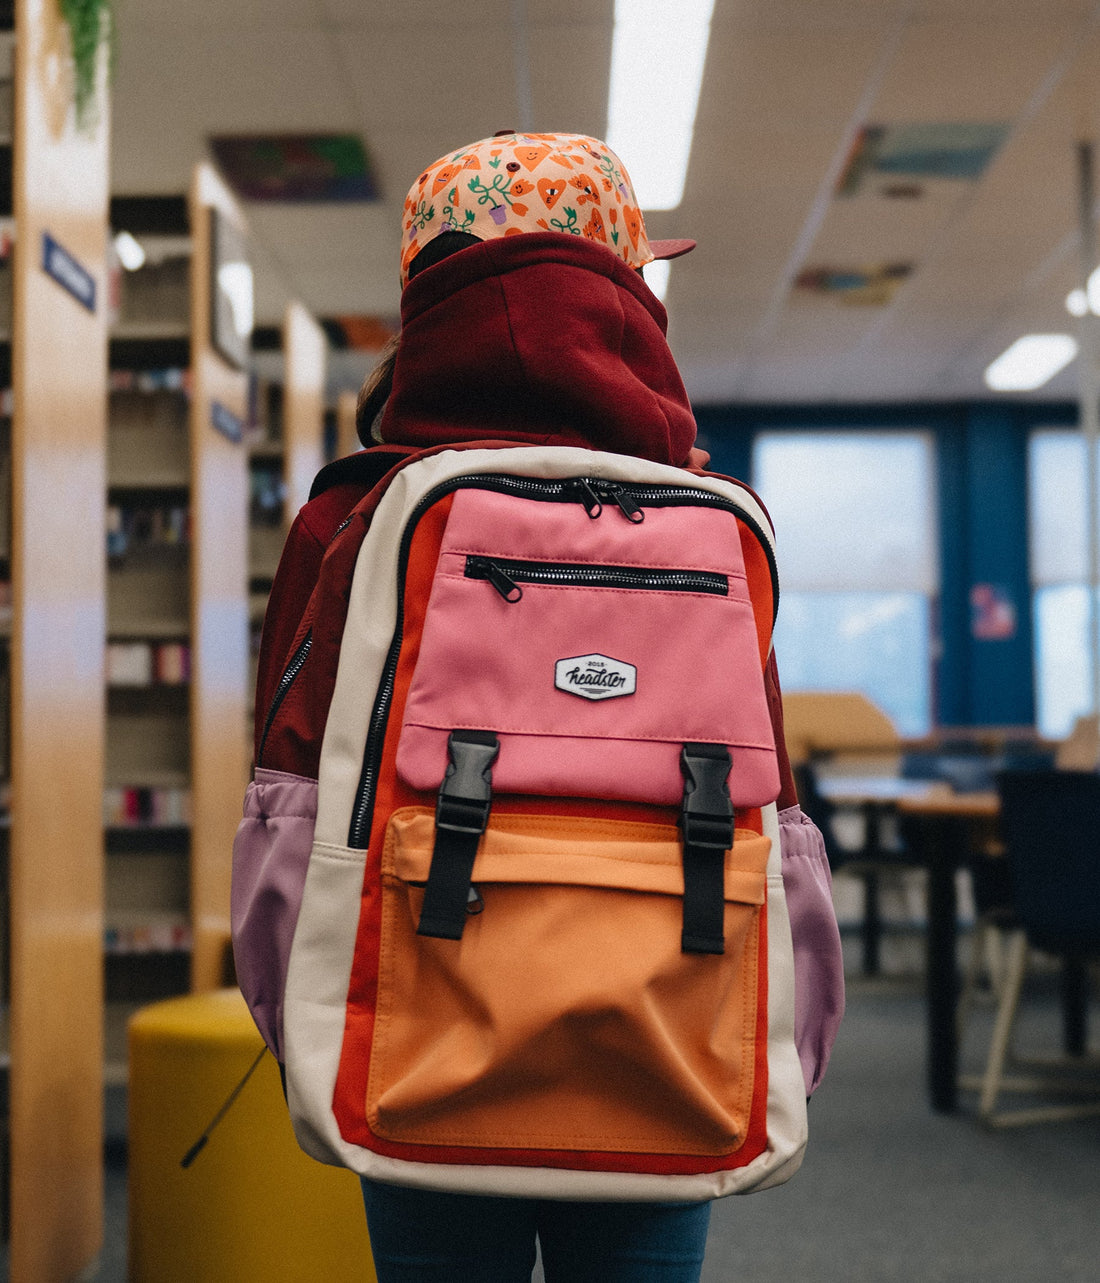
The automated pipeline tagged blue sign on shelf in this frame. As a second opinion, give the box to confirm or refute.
[211,400,244,443]
[41,232,96,313]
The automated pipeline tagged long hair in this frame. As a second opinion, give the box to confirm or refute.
[355,334,399,446]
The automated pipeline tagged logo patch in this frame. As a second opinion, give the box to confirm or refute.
[555,654,637,701]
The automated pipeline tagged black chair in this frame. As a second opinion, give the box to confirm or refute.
[792,760,916,976]
[972,770,1100,1125]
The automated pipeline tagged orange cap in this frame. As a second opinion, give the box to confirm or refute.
[400,130,695,287]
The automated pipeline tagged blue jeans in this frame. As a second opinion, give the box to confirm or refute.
[360,1180,711,1283]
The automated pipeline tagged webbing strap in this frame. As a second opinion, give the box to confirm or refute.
[417,730,499,941]
[680,743,735,955]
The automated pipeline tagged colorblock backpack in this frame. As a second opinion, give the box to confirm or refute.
[232,441,839,1201]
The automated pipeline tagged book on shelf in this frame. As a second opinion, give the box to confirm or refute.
[106,640,190,686]
[104,918,193,956]
[103,785,191,827]
[108,367,190,395]
[249,461,286,525]
[107,503,190,559]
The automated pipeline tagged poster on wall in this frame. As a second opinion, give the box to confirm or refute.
[970,583,1018,641]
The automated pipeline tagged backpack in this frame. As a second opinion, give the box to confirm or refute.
[232,442,835,1201]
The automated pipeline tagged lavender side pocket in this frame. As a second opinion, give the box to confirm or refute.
[231,768,318,1063]
[779,804,845,1095]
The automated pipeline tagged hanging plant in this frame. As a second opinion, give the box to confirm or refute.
[58,0,113,131]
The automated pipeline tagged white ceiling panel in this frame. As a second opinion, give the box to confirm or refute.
[103,0,1100,404]
[319,0,515,27]
[337,25,519,136]
[120,0,329,29]
[700,26,887,131]
[111,26,358,191]
[525,23,612,137]
[871,19,1075,119]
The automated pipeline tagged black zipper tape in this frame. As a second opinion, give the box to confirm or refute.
[257,631,312,766]
[465,555,729,601]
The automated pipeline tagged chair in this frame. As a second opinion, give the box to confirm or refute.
[792,760,916,976]
[971,770,1100,1126]
[1055,714,1100,771]
[782,691,901,771]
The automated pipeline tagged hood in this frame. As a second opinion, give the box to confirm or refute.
[378,233,698,467]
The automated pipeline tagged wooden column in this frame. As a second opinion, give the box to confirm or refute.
[188,163,250,990]
[9,0,110,1276]
[283,300,326,516]
[337,387,360,459]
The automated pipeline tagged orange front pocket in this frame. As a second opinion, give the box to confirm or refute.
[367,808,770,1158]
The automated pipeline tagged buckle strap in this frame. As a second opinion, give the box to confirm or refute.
[680,743,734,955]
[417,731,499,941]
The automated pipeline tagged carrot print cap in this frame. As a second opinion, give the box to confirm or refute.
[400,130,696,287]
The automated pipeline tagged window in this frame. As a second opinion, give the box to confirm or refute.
[752,432,937,737]
[1028,429,1100,738]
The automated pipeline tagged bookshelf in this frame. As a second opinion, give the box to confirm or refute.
[336,386,359,459]
[247,302,325,710]
[8,0,110,1274]
[105,373,193,1029]
[102,164,252,1063]
[187,162,251,992]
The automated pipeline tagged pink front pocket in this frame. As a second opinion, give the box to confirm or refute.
[396,484,779,807]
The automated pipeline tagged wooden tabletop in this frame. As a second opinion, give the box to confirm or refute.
[895,786,999,818]
[817,774,999,816]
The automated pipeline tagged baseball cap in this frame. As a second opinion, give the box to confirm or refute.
[400,130,695,287]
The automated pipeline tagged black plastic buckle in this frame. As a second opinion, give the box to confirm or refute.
[436,731,500,834]
[680,744,734,851]
[679,744,734,955]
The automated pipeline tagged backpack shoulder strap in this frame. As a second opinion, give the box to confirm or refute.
[308,445,423,502]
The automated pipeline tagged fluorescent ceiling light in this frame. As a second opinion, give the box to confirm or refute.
[606,0,715,210]
[645,260,671,302]
[984,334,1078,391]
[113,230,146,272]
[1065,265,1100,316]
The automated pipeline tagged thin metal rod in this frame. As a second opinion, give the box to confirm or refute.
[1076,139,1100,718]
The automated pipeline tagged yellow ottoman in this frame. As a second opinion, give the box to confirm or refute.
[129,988,376,1282]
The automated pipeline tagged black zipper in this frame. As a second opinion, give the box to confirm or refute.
[465,555,729,601]
[257,632,312,766]
[346,472,778,848]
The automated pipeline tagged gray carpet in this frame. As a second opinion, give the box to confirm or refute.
[702,971,1100,1283]
[47,948,1100,1280]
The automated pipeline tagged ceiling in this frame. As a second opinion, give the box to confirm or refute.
[110,0,1100,406]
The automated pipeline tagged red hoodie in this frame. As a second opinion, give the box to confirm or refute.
[253,234,795,804]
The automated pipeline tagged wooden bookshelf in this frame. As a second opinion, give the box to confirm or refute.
[105,370,192,1040]
[337,386,359,459]
[101,164,252,1038]
[283,301,326,517]
[247,301,326,711]
[9,0,110,1275]
[188,161,251,991]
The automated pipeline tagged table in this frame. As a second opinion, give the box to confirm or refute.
[814,775,934,976]
[894,788,999,1113]
[817,775,999,1113]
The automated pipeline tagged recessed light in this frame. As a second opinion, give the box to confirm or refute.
[984,334,1078,391]
[113,230,146,272]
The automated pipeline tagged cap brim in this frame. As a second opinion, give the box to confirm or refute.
[649,238,696,261]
